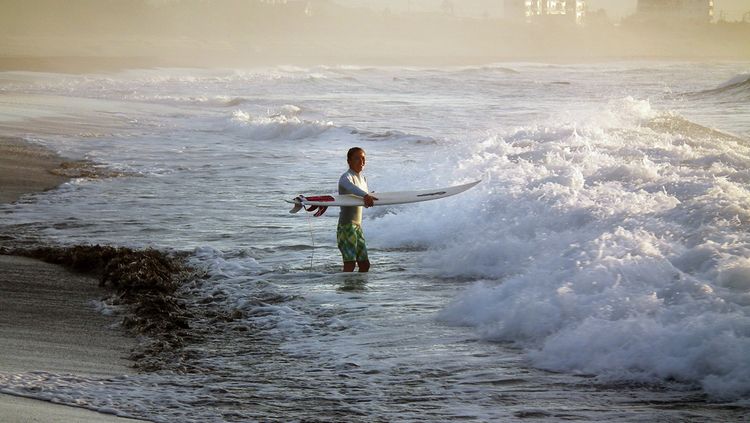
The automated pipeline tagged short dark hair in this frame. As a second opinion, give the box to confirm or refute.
[347,147,364,161]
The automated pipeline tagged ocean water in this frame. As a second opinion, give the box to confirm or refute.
[1,62,749,421]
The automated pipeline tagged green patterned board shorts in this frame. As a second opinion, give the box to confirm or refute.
[337,223,368,263]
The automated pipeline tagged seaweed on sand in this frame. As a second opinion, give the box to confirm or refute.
[50,160,136,179]
[3,244,196,371]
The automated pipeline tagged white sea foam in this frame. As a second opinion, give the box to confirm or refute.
[89,298,123,317]
[191,246,266,279]
[230,109,334,140]
[368,98,750,399]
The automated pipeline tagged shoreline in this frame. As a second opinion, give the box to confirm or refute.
[1,52,749,75]
[0,136,146,422]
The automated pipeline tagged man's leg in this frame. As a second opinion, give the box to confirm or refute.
[338,224,357,272]
[339,224,369,273]
[356,260,370,273]
[354,225,369,272]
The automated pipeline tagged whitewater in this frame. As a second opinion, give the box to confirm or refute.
[0,62,749,421]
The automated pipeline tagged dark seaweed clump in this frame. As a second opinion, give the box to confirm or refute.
[3,244,194,371]
[51,160,136,179]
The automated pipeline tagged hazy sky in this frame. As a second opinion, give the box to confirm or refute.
[336,0,749,21]
[587,0,748,20]
[2,0,747,66]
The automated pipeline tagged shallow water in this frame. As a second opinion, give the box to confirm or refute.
[1,62,749,421]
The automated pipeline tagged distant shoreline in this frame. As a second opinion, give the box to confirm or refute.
[0,52,748,75]
[0,55,163,74]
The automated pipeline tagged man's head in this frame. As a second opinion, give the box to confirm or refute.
[347,147,366,174]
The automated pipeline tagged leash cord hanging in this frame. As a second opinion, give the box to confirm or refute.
[306,212,315,272]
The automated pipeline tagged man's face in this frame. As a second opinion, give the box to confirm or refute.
[348,150,366,173]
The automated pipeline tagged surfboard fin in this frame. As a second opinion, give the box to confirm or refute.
[302,204,328,217]
[313,206,328,217]
[288,195,330,216]
[289,195,305,214]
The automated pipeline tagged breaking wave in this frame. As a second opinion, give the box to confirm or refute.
[230,107,333,141]
[690,73,750,102]
[370,97,750,400]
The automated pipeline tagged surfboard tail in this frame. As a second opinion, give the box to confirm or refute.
[288,195,305,214]
[288,195,334,216]
[288,196,329,216]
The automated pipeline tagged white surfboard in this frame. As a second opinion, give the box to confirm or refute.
[287,180,480,215]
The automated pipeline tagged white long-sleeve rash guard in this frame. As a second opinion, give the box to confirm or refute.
[338,169,369,226]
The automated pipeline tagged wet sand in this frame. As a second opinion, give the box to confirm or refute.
[0,136,69,204]
[0,136,144,422]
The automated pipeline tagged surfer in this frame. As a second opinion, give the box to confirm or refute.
[338,147,378,272]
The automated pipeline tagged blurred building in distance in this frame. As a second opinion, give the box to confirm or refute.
[505,0,587,25]
[635,0,714,23]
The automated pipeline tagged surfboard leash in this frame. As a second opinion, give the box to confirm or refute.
[306,212,315,272]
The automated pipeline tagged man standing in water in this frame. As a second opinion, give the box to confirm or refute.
[338,147,378,272]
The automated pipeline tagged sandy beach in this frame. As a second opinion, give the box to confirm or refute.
[0,136,145,422]
[0,136,69,204]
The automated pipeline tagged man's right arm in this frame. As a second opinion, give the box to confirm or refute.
[339,175,369,197]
